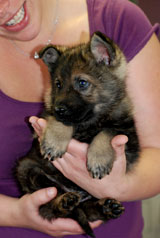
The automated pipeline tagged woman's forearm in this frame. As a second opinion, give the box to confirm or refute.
[120,147,160,201]
[0,194,20,227]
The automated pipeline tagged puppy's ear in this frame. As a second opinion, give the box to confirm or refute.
[90,31,116,65]
[38,46,60,67]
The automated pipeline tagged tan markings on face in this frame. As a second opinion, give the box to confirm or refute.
[111,46,127,80]
[71,72,107,103]
[44,86,52,110]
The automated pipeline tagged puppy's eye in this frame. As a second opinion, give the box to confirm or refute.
[79,80,89,88]
[55,80,61,89]
[75,77,90,90]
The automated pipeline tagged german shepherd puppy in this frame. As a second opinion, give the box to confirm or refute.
[16,32,140,237]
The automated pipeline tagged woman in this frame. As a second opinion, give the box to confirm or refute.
[0,0,160,237]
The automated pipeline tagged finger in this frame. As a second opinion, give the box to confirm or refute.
[50,218,84,234]
[29,187,57,208]
[67,139,88,158]
[54,219,102,236]
[111,135,128,156]
[37,118,47,129]
[89,220,102,229]
[29,116,39,126]
[53,155,73,175]
[29,117,47,137]
[110,135,128,174]
[29,116,42,136]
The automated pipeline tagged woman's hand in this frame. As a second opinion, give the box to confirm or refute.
[53,135,129,201]
[17,188,101,236]
[9,187,101,237]
[0,188,94,237]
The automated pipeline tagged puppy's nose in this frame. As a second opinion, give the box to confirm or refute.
[54,105,67,116]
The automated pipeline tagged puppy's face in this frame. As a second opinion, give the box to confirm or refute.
[39,32,127,125]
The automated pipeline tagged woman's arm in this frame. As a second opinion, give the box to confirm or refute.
[121,32,160,200]
[127,34,160,149]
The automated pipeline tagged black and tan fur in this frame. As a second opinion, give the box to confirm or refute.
[16,32,140,237]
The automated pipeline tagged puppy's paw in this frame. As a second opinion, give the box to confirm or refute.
[60,192,81,211]
[40,117,73,161]
[99,198,125,219]
[87,153,114,179]
[87,131,114,179]
[39,192,80,220]
[40,138,67,161]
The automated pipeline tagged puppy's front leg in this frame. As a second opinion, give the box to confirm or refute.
[40,116,73,160]
[87,131,115,179]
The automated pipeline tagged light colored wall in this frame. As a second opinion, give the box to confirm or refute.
[142,195,160,238]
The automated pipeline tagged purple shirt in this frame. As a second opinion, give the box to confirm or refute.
[0,0,159,237]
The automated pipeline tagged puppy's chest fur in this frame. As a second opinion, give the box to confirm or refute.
[72,112,134,141]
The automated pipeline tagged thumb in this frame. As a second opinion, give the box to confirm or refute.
[111,135,128,157]
[29,117,47,137]
[110,135,128,175]
[30,187,57,208]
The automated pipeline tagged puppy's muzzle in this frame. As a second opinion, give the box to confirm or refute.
[54,104,75,124]
[55,105,68,116]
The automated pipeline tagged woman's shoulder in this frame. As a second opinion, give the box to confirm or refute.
[87,0,160,61]
[87,0,151,24]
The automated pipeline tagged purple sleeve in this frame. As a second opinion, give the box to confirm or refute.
[108,0,160,61]
[88,0,160,62]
